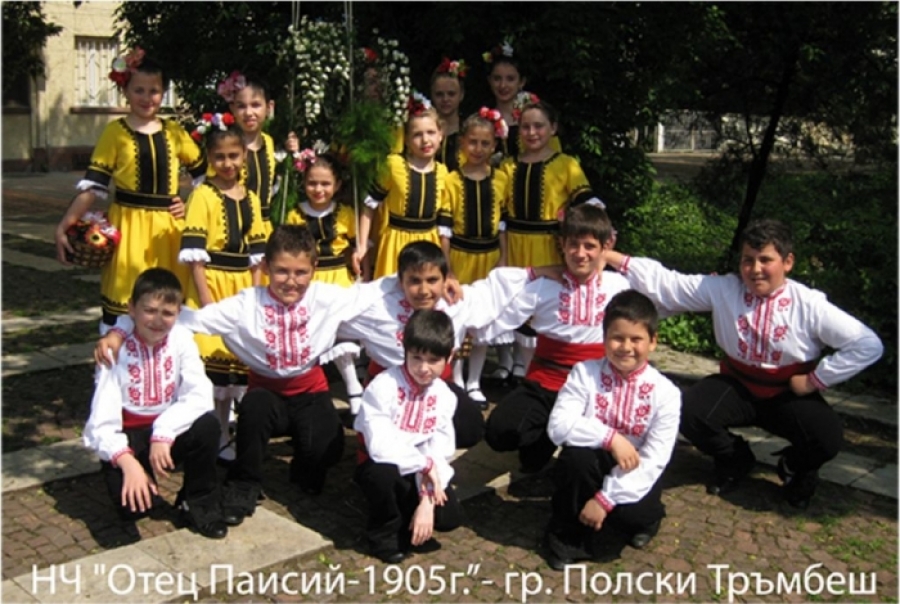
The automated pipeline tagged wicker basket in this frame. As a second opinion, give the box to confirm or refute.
[65,213,120,269]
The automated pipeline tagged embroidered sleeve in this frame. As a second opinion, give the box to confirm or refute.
[548,361,616,448]
[180,185,212,254]
[152,329,215,442]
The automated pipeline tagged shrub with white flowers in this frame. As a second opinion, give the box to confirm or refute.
[359,29,412,126]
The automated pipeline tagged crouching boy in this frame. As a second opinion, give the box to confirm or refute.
[545,290,681,569]
[354,309,462,563]
[83,268,227,539]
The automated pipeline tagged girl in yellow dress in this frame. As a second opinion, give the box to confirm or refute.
[500,100,605,381]
[54,50,207,330]
[180,121,267,460]
[440,109,511,403]
[285,151,366,412]
[354,101,452,280]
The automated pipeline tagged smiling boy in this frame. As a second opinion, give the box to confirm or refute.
[604,219,883,508]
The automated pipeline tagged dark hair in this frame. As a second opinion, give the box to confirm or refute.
[205,127,244,152]
[265,224,318,263]
[130,267,182,305]
[403,309,455,359]
[560,204,614,245]
[602,290,659,339]
[239,72,271,102]
[304,152,344,184]
[131,56,169,89]
[430,69,466,94]
[739,219,794,258]
[487,53,526,81]
[397,241,448,278]
[520,100,558,126]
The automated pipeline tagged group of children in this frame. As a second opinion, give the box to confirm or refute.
[66,46,883,568]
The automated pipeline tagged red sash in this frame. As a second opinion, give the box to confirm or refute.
[122,409,158,430]
[720,356,818,399]
[526,335,606,392]
[248,366,328,396]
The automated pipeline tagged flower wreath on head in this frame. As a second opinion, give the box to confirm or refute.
[478,107,510,140]
[189,112,236,143]
[436,57,468,79]
[108,47,145,88]
[407,91,432,119]
[511,91,541,124]
[217,70,247,103]
[482,40,514,64]
[293,140,331,174]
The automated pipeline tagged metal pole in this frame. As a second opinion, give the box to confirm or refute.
[345,0,362,280]
[280,0,301,225]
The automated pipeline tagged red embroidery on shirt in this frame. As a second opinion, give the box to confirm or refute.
[778,297,791,310]
[638,383,655,400]
[771,350,783,362]
[773,325,789,341]
[743,292,754,307]
[557,274,605,327]
[262,303,311,371]
[737,316,750,334]
[635,404,650,417]
[631,424,645,437]
[123,338,175,408]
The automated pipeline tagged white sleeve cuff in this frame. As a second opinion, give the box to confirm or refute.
[438,226,453,238]
[585,197,606,210]
[249,253,265,267]
[498,220,507,232]
[191,174,207,188]
[75,179,108,200]
[178,249,210,264]
[364,195,382,210]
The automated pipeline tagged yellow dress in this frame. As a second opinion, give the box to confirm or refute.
[285,202,357,287]
[501,152,595,267]
[84,118,206,318]
[444,168,509,284]
[369,154,451,278]
[437,130,464,173]
[180,182,267,385]
[242,132,277,238]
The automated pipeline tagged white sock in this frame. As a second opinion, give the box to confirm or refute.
[514,343,536,375]
[452,359,465,388]
[466,345,488,391]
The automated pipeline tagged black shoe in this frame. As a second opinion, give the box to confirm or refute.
[221,481,261,526]
[707,442,756,495]
[411,538,441,554]
[546,551,574,572]
[377,550,407,564]
[630,519,661,549]
[777,456,819,509]
[181,494,229,539]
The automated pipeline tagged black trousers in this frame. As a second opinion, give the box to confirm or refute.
[354,460,462,557]
[680,374,843,474]
[446,382,485,448]
[548,446,665,559]
[226,388,345,493]
[101,412,221,521]
[484,379,558,469]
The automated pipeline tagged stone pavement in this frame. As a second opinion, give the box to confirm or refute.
[2,171,897,603]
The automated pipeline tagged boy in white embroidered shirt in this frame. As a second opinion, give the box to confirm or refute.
[545,290,681,570]
[603,219,883,508]
[353,309,461,564]
[83,268,227,539]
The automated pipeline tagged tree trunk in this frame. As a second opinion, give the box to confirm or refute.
[722,47,800,272]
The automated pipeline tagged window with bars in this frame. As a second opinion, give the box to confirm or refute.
[74,37,177,108]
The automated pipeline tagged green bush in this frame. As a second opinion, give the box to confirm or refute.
[618,168,897,396]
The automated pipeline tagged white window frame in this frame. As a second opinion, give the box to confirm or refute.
[75,37,177,108]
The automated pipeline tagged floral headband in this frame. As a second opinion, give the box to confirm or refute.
[293,140,330,173]
[482,40,514,64]
[108,47,145,88]
[511,91,541,123]
[407,91,432,118]
[478,107,509,140]
[190,112,236,142]
[436,57,468,79]
[217,70,247,103]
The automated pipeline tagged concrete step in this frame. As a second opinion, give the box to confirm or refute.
[2,308,103,335]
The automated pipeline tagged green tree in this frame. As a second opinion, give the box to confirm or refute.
[2,1,62,102]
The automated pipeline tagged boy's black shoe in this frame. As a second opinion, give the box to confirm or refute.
[777,456,819,509]
[630,519,661,549]
[221,481,261,526]
[707,440,756,495]
[410,538,441,554]
[181,493,228,540]
[371,548,407,564]
[546,551,574,572]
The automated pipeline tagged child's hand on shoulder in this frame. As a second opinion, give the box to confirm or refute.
[443,275,462,305]
[95,331,126,367]
[609,432,640,472]
[169,196,185,219]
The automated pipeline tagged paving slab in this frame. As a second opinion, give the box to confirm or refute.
[0,579,39,604]
[1,447,93,492]
[40,342,96,366]
[832,395,898,427]
[2,221,58,242]
[819,452,883,487]
[1,249,72,273]
[850,464,899,499]
[2,352,66,377]
[7,507,332,604]
[2,308,103,334]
